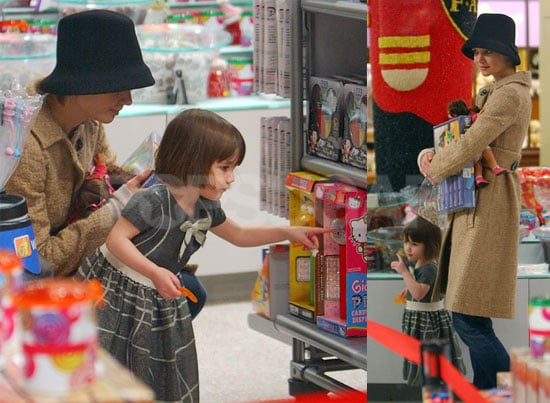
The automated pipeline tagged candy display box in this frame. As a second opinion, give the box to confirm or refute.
[285,171,327,323]
[342,83,367,170]
[306,77,345,162]
[313,182,367,337]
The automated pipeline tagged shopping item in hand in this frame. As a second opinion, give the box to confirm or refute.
[409,178,445,228]
[432,116,475,214]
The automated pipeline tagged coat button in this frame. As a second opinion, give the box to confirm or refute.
[510,161,518,171]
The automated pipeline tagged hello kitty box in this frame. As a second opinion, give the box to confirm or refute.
[313,182,367,337]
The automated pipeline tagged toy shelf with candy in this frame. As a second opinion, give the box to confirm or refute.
[248,1,367,398]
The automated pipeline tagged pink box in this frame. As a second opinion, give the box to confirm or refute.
[313,182,367,337]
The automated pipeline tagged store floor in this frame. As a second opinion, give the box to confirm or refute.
[193,278,367,403]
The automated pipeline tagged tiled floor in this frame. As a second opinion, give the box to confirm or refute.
[193,299,367,403]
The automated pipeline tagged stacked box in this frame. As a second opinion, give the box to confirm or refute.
[314,182,367,337]
[250,244,289,320]
[307,77,345,162]
[261,116,291,217]
[285,171,327,322]
[433,115,476,213]
[342,83,367,170]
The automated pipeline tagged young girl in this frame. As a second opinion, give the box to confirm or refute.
[77,108,328,402]
[390,216,465,387]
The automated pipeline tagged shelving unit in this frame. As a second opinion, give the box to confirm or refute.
[0,1,254,65]
[248,0,367,398]
[290,0,367,189]
[248,313,366,395]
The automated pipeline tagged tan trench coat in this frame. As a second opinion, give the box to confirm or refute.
[429,71,532,319]
[5,81,118,276]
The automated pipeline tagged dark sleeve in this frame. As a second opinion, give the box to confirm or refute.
[415,263,437,287]
[200,198,226,227]
[121,188,162,232]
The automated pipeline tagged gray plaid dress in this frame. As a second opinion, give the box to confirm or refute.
[401,263,466,387]
[78,185,226,402]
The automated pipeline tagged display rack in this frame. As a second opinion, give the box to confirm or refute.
[289,0,367,189]
[248,2,367,397]
[248,313,366,396]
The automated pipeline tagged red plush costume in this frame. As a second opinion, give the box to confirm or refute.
[368,0,477,191]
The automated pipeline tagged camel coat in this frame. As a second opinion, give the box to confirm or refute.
[5,81,118,276]
[429,71,532,319]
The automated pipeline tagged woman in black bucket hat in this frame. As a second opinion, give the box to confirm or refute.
[5,10,154,278]
[417,13,532,389]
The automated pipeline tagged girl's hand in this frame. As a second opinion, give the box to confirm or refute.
[150,267,182,300]
[390,254,408,276]
[289,226,332,250]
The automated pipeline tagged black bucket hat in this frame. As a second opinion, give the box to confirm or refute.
[39,10,155,95]
[461,13,521,66]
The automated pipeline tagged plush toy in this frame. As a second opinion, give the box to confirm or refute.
[67,153,115,224]
[368,0,477,191]
[447,99,506,188]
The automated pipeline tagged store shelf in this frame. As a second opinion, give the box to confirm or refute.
[119,95,290,117]
[249,312,366,396]
[275,314,367,370]
[301,0,366,20]
[169,0,251,10]
[290,0,367,189]
[247,313,292,345]
[220,44,253,57]
[301,155,367,189]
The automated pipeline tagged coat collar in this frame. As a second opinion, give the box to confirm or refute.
[32,100,71,150]
[493,70,532,89]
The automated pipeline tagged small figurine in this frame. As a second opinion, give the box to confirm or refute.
[67,153,114,224]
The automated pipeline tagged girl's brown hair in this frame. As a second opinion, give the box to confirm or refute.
[402,216,441,261]
[154,109,246,186]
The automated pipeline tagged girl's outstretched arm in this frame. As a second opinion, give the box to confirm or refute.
[211,217,331,249]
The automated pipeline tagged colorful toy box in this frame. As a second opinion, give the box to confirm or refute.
[342,83,367,170]
[307,77,345,162]
[433,115,476,213]
[314,182,367,337]
[285,171,327,322]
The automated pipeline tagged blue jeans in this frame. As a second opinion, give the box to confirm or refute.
[452,312,510,390]
[178,270,207,320]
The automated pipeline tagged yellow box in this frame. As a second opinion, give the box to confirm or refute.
[285,171,327,322]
